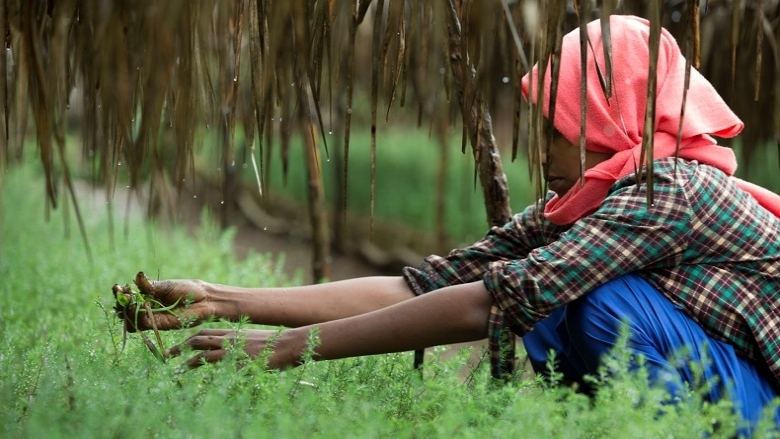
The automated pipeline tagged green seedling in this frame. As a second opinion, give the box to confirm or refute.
[113,283,181,363]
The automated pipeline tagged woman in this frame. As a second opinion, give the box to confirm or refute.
[115,16,780,428]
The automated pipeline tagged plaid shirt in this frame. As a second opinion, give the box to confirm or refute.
[403,158,780,384]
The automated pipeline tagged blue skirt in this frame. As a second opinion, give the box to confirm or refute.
[523,273,779,431]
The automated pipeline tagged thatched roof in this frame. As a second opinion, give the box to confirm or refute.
[2,0,778,241]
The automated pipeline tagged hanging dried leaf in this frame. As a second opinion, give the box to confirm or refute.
[675,0,699,162]
[510,1,525,162]
[382,0,406,122]
[731,0,742,89]
[0,0,6,165]
[575,0,592,183]
[369,0,386,236]
[341,0,358,232]
[600,0,617,100]
[543,0,565,145]
[755,0,765,101]
[638,0,662,205]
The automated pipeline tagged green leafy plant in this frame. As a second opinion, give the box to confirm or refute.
[112,282,182,363]
[3,157,773,438]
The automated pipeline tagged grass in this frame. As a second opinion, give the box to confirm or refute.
[1,160,778,438]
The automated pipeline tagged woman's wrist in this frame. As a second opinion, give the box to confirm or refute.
[204,282,245,321]
[269,328,308,369]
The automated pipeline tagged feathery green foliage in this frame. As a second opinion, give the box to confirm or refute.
[3,157,778,438]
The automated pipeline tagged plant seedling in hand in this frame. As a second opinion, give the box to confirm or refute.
[112,276,182,363]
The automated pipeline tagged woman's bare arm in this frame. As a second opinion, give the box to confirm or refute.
[211,276,417,327]
[117,273,417,331]
[174,280,494,369]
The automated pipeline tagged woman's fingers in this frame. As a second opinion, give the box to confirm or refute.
[195,328,235,337]
[166,329,278,369]
[134,271,154,295]
[185,349,227,369]
[121,306,181,332]
[166,329,237,357]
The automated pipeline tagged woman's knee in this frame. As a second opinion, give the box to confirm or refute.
[565,276,629,342]
[562,274,657,373]
[565,273,658,337]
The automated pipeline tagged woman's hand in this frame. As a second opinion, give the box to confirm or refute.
[113,271,216,332]
[167,328,305,370]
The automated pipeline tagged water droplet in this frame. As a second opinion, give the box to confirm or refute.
[671,10,682,23]
[233,76,238,82]
[439,67,446,75]
[502,76,510,84]
[347,109,352,114]
[231,161,235,167]
[263,227,267,231]
[193,195,197,199]
[290,82,295,87]
[328,131,333,135]
[118,162,122,166]
[220,201,224,204]
[327,158,330,162]
[126,185,130,188]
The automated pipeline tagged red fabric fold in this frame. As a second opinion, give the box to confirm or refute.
[521,15,780,224]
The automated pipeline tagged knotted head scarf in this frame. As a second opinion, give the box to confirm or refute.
[521,15,780,225]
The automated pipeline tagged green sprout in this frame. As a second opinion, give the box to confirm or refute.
[113,283,181,363]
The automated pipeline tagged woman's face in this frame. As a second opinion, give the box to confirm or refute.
[542,132,614,197]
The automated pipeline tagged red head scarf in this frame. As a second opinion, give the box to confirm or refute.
[521,15,780,225]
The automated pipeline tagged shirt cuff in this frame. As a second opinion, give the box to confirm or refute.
[487,303,516,379]
[401,261,448,296]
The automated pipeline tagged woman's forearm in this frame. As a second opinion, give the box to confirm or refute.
[276,281,493,365]
[207,276,417,327]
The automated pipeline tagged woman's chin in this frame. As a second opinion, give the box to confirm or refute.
[547,179,571,197]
